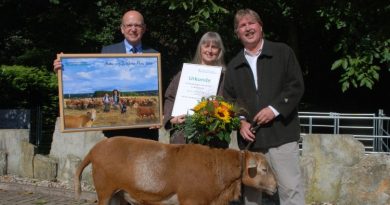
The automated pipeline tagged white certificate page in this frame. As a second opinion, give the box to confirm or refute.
[172,63,222,116]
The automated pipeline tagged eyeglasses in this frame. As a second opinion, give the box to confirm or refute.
[122,23,144,30]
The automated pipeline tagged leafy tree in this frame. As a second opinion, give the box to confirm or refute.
[1,0,388,91]
[158,0,229,32]
[317,0,390,91]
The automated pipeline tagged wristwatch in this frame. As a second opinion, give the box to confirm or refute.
[239,116,246,121]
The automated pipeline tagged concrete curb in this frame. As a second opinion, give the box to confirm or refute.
[0,182,97,202]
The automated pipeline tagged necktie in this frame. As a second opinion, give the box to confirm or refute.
[130,47,138,53]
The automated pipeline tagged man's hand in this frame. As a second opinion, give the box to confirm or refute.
[239,120,256,142]
[253,107,275,125]
[53,52,63,73]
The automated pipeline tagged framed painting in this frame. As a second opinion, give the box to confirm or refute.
[57,53,162,132]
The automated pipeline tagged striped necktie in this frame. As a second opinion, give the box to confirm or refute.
[130,47,138,53]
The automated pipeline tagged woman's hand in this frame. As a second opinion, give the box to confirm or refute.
[170,114,186,125]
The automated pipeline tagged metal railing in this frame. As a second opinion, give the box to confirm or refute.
[299,109,390,154]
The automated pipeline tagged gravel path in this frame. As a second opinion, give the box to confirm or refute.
[0,175,334,205]
[0,175,97,204]
[0,175,95,192]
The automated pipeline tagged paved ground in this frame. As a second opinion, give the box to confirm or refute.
[0,182,97,205]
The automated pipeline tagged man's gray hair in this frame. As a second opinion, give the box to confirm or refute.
[234,9,263,32]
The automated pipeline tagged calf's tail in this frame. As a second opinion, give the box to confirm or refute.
[74,151,92,200]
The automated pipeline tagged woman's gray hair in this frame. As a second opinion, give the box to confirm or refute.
[191,32,226,69]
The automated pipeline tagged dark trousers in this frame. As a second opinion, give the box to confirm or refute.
[103,128,158,141]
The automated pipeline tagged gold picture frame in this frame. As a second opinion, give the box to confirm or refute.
[57,53,162,132]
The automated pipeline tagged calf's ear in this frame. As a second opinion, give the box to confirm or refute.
[247,158,257,178]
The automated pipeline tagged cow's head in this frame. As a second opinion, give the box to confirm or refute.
[87,109,97,121]
[241,151,277,195]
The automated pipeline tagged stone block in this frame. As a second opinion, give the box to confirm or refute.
[338,153,390,205]
[71,155,94,186]
[158,127,170,144]
[50,117,105,182]
[59,154,82,184]
[33,154,58,181]
[301,134,365,203]
[0,129,30,175]
[19,140,35,178]
[0,150,7,175]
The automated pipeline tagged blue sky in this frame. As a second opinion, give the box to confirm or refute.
[61,57,159,94]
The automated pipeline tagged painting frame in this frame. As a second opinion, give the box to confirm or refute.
[57,53,163,133]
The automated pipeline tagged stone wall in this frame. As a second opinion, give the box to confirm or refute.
[49,118,106,184]
[0,129,31,175]
[301,134,390,204]
[0,121,389,204]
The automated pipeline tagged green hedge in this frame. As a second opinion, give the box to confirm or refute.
[0,65,59,154]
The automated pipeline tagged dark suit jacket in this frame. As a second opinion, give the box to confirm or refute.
[101,41,159,140]
[223,39,304,150]
[101,42,158,53]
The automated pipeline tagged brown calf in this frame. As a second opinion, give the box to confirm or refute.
[64,109,96,128]
[136,106,156,119]
[74,137,277,205]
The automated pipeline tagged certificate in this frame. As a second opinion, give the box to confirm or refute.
[172,63,222,116]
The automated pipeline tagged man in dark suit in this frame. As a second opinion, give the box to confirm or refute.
[100,10,159,140]
[223,9,305,205]
[101,10,157,54]
[54,10,159,141]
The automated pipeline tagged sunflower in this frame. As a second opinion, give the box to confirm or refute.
[220,101,233,111]
[193,101,207,112]
[215,106,231,123]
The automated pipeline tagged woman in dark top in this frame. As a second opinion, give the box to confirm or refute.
[163,31,227,146]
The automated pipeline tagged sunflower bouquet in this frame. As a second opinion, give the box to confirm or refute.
[179,96,240,147]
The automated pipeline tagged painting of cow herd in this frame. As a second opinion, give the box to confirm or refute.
[57,53,162,132]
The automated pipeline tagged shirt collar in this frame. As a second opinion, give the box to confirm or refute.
[124,39,142,54]
[244,38,264,57]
